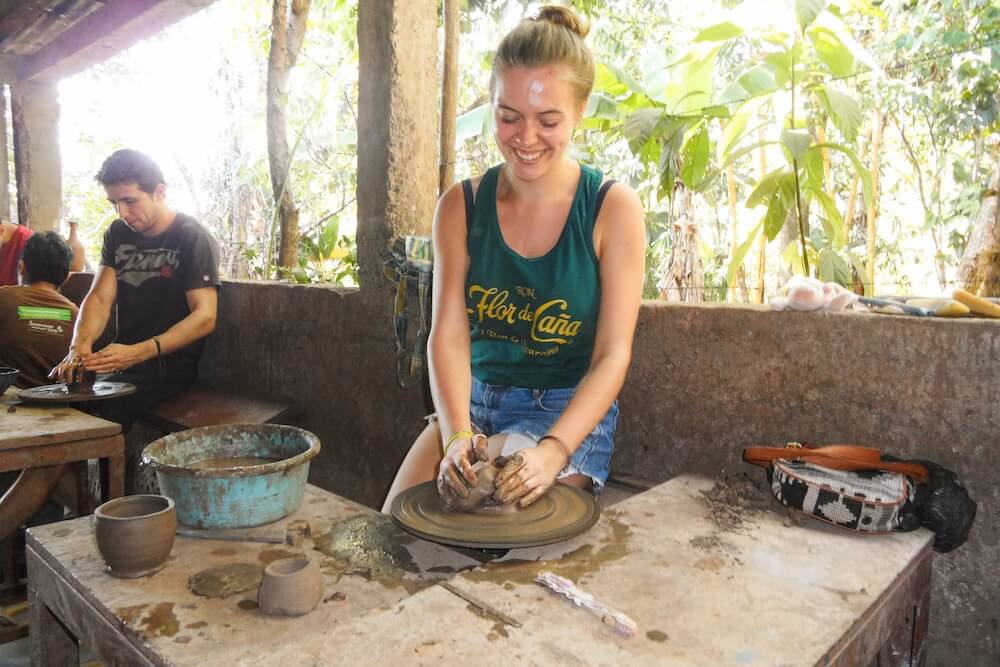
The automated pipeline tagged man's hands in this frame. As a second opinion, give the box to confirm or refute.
[495,440,570,508]
[436,433,489,507]
[50,340,154,382]
[80,342,154,374]
[50,344,93,384]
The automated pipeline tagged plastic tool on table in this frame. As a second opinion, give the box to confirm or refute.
[858,297,933,317]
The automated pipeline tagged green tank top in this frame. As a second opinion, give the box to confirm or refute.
[465,163,604,389]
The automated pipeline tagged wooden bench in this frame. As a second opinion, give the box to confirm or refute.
[140,384,292,433]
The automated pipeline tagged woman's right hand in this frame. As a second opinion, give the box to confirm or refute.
[436,433,488,507]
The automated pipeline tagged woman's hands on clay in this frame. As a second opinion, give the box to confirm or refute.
[495,440,569,508]
[436,433,489,507]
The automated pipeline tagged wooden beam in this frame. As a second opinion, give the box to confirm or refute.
[18,0,217,82]
[0,0,51,46]
[0,53,19,82]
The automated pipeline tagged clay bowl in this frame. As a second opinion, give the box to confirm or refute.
[257,557,323,616]
[94,495,176,578]
[0,367,19,395]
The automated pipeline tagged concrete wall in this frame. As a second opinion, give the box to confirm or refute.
[199,280,998,665]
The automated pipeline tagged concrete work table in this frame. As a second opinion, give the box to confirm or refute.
[26,476,933,666]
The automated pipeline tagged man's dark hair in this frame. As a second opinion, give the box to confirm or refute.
[21,231,73,286]
[95,149,165,194]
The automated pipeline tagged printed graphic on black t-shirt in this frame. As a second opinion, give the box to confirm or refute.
[101,213,220,380]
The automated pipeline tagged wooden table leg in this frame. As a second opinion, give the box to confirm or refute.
[74,461,92,516]
[100,435,125,502]
[28,586,79,666]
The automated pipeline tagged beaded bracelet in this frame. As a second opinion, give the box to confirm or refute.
[539,434,572,460]
[442,429,474,456]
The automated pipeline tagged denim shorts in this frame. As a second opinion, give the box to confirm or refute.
[467,376,618,495]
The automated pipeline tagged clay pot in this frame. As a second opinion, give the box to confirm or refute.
[66,221,86,272]
[257,557,323,616]
[94,495,176,578]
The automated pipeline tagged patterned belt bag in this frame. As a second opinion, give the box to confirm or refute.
[742,443,929,535]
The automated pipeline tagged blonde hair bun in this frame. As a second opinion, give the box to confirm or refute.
[536,5,590,39]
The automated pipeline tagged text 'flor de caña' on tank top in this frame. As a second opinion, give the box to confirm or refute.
[465,164,605,390]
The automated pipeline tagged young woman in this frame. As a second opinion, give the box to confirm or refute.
[382,5,645,512]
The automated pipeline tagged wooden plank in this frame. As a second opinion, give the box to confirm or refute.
[26,484,482,665]
[0,435,124,472]
[430,476,935,667]
[19,0,218,82]
[142,385,292,433]
[27,551,160,666]
[21,477,934,666]
[0,404,120,449]
[0,0,50,43]
[825,546,932,666]
[27,584,79,667]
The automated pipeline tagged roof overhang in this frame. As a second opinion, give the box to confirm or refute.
[0,0,217,83]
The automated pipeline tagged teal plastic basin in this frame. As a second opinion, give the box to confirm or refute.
[141,424,321,529]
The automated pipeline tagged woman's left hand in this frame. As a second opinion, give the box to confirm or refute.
[495,440,569,508]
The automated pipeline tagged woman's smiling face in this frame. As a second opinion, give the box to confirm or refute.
[492,65,584,182]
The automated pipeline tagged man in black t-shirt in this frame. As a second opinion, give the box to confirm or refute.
[52,150,219,450]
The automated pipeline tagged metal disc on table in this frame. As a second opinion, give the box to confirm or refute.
[391,481,600,550]
[18,382,136,404]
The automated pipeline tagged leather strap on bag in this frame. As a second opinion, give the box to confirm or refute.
[743,444,928,483]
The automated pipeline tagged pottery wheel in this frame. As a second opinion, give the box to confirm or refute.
[18,381,136,403]
[391,481,600,549]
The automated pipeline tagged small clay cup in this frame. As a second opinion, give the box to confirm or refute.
[94,494,176,578]
[257,557,323,616]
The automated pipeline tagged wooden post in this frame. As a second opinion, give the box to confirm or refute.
[0,85,10,223]
[439,0,459,194]
[356,0,439,290]
[10,79,60,231]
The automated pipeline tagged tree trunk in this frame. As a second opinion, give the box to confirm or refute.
[726,162,748,302]
[439,0,459,194]
[0,86,9,223]
[754,125,767,303]
[865,110,884,294]
[267,0,311,271]
[957,162,1000,295]
[659,187,704,302]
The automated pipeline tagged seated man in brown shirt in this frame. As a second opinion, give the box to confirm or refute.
[0,231,79,540]
[0,231,79,387]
